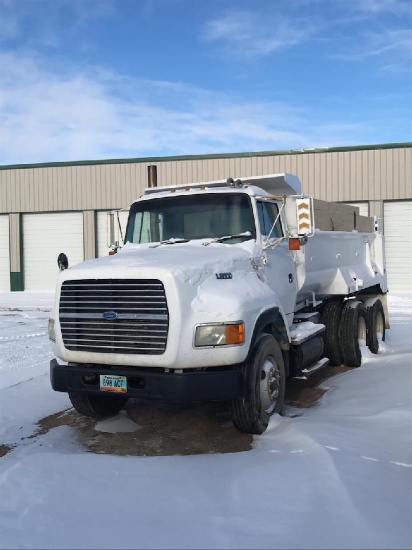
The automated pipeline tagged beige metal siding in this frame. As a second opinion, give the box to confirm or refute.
[1,146,410,215]
[83,211,96,260]
[369,200,383,219]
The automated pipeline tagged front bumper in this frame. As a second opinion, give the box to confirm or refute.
[50,359,245,402]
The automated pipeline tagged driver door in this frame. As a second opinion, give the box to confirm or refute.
[256,200,297,325]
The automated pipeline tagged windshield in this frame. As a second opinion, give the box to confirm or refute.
[125,193,256,244]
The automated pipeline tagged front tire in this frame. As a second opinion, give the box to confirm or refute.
[232,335,285,435]
[339,300,367,368]
[68,392,128,418]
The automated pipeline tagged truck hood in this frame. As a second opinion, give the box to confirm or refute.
[51,239,282,369]
[65,240,261,286]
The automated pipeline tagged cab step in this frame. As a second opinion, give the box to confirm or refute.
[293,358,329,380]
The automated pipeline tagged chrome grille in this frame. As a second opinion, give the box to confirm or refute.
[59,279,168,354]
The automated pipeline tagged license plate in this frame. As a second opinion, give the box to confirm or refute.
[100,375,127,393]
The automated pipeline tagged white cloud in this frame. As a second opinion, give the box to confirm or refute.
[206,2,412,69]
[0,0,115,46]
[0,52,381,165]
[366,29,412,57]
[352,0,412,15]
[201,10,314,58]
[329,28,412,64]
[295,0,411,16]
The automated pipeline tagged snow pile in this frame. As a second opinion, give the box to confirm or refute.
[72,240,256,286]
[289,321,325,342]
[95,414,141,434]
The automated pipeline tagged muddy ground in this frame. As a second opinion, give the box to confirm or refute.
[19,365,349,458]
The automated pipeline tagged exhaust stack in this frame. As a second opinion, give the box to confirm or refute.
[148,165,158,188]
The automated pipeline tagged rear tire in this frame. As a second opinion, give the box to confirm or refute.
[232,335,285,435]
[68,392,128,418]
[364,298,385,354]
[320,301,344,366]
[339,301,367,368]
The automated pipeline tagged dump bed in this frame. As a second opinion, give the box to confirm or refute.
[313,199,374,233]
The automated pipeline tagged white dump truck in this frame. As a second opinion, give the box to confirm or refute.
[49,172,389,434]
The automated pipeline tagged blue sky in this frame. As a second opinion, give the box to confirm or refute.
[0,0,411,165]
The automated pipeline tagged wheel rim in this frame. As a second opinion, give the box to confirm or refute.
[376,311,384,342]
[358,315,367,345]
[260,357,280,414]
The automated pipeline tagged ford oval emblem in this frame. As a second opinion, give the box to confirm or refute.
[103,311,118,320]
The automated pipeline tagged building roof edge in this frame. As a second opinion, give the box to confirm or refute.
[1,142,411,171]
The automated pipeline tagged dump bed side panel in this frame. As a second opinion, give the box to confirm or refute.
[295,229,387,302]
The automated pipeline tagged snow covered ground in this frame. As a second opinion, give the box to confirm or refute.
[0,291,411,549]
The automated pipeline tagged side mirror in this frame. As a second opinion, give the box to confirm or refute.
[107,209,129,254]
[107,211,116,249]
[57,252,69,271]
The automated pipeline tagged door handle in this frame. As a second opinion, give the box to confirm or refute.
[289,273,294,283]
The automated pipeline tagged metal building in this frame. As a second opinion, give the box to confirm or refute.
[0,142,411,292]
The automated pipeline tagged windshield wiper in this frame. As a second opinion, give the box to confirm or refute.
[203,231,252,246]
[150,238,189,248]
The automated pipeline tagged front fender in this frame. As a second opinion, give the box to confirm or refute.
[247,306,290,376]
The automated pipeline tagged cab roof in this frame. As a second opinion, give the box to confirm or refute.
[142,173,302,199]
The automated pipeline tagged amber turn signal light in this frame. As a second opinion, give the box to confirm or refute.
[288,238,301,251]
[225,323,245,345]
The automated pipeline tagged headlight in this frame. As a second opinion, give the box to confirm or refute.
[194,322,244,347]
[48,318,56,342]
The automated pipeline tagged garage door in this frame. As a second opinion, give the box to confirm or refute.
[345,202,369,217]
[23,213,84,291]
[96,210,129,257]
[0,215,10,291]
[384,201,412,292]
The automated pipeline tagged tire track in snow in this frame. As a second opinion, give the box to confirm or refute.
[0,333,46,341]
[269,445,411,468]
[389,461,412,468]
